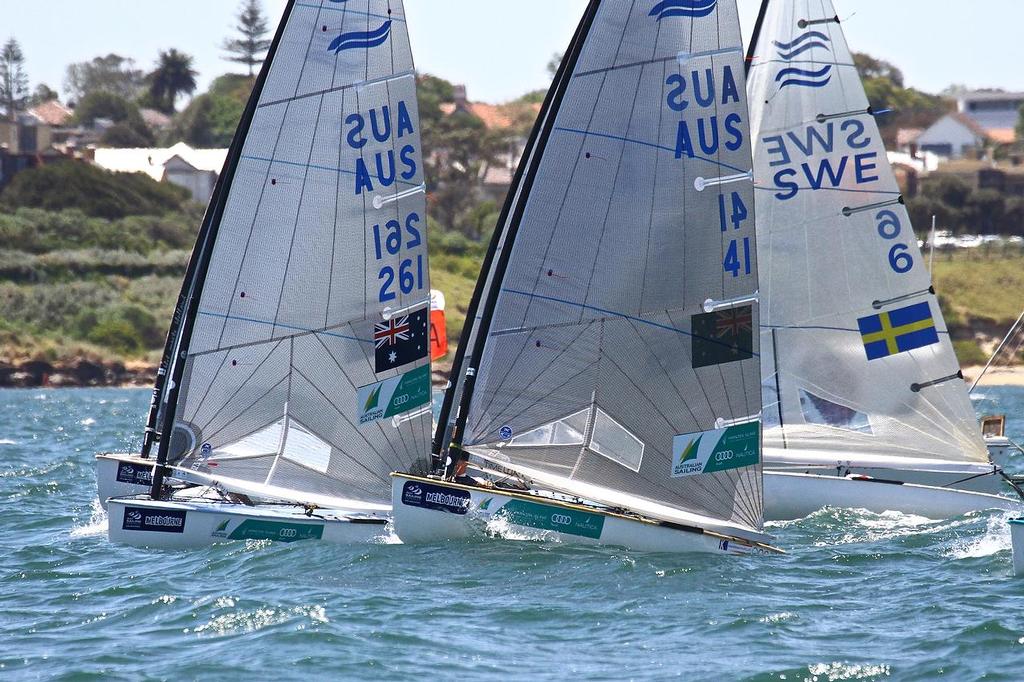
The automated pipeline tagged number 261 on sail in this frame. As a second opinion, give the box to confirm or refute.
[371,212,425,302]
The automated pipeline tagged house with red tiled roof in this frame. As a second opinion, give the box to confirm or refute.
[440,85,541,201]
[27,100,73,127]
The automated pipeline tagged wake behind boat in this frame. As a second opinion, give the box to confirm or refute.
[746,0,1024,520]
[102,0,434,548]
[393,0,781,555]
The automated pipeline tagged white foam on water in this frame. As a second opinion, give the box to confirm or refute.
[0,439,16,445]
[946,512,1014,559]
[70,499,108,538]
[79,418,96,426]
[484,513,556,543]
[373,523,402,545]
[188,604,329,636]
[805,662,891,681]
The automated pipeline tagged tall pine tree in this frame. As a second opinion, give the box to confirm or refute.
[0,38,29,122]
[223,0,271,77]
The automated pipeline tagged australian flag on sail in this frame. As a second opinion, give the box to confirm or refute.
[374,308,429,373]
[691,305,754,369]
[858,302,939,361]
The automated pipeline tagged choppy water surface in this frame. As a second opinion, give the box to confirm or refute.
[2,388,1024,680]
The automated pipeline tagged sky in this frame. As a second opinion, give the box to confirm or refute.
[3,0,1024,105]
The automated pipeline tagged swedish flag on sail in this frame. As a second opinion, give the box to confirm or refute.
[857,302,939,361]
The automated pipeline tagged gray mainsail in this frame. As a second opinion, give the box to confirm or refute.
[447,0,764,531]
[153,0,431,505]
[747,0,988,465]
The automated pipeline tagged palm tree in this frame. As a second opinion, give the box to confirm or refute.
[145,49,197,115]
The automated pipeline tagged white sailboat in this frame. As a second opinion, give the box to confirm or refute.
[746,0,1023,520]
[101,0,435,548]
[392,0,781,556]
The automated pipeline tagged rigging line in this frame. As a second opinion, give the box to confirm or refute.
[294,2,405,22]
[196,340,287,434]
[257,70,415,109]
[197,310,371,345]
[501,288,764,357]
[552,126,749,175]
[190,317,369,357]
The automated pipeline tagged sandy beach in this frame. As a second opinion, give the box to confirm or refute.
[962,365,1024,387]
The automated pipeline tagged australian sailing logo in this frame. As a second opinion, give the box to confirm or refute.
[329,20,392,54]
[649,0,717,20]
[774,31,833,89]
[672,422,760,478]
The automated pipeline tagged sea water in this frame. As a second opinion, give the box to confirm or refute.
[2,388,1024,681]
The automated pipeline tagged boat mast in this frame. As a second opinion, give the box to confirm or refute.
[149,0,297,499]
[441,0,602,475]
[431,0,599,467]
[745,0,770,75]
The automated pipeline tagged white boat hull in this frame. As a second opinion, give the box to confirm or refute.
[1011,519,1024,576]
[764,471,1022,521]
[107,495,390,549]
[96,453,158,509]
[390,473,780,556]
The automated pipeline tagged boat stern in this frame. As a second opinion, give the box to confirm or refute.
[95,454,156,509]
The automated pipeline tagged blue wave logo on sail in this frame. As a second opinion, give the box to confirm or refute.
[773,31,831,60]
[328,20,392,53]
[775,64,832,89]
[649,0,717,21]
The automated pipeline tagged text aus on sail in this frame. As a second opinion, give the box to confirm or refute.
[665,63,755,280]
[345,100,426,306]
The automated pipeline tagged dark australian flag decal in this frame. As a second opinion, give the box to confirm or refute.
[374,307,429,373]
[691,305,754,369]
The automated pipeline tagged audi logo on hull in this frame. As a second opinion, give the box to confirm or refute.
[551,514,573,526]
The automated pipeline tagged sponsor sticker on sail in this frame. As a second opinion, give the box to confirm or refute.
[356,365,430,425]
[671,422,759,478]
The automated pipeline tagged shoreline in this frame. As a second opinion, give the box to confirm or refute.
[961,365,1024,388]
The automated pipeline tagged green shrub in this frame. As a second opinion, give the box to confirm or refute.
[0,162,191,219]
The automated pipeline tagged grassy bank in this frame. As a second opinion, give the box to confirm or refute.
[1,207,1021,383]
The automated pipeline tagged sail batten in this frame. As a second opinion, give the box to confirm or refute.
[748,0,987,465]
[154,0,431,504]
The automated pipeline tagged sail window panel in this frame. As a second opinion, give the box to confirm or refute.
[508,409,589,447]
[281,420,333,474]
[589,408,645,472]
[798,389,872,434]
[216,421,283,459]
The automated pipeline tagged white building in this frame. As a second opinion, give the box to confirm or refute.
[93,142,228,204]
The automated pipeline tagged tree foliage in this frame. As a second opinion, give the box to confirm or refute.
[29,83,58,107]
[0,37,29,121]
[907,174,1024,237]
[143,49,198,115]
[165,74,253,147]
[223,0,271,76]
[0,162,191,219]
[73,91,154,145]
[64,54,144,103]
[852,52,950,147]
